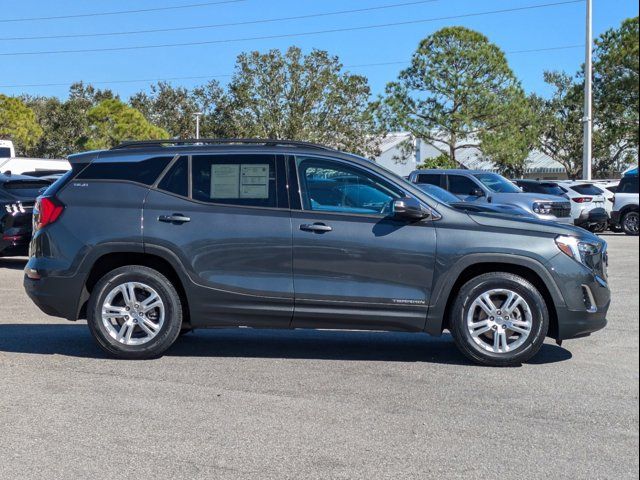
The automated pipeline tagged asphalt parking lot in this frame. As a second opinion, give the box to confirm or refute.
[0,235,638,480]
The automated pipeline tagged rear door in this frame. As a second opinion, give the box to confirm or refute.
[289,155,437,332]
[143,153,294,328]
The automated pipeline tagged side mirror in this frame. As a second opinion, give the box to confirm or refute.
[471,188,485,197]
[392,197,429,220]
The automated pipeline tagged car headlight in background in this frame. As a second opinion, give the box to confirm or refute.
[555,235,602,268]
[532,202,553,215]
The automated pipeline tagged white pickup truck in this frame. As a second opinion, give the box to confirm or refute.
[0,140,70,176]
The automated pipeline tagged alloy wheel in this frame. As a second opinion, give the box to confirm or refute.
[623,212,639,235]
[466,288,533,354]
[101,282,165,346]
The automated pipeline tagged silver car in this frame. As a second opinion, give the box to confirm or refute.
[409,170,572,224]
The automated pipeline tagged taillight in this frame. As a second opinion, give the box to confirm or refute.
[34,196,64,230]
[571,197,593,203]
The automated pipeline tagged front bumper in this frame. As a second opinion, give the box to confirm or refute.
[550,253,610,341]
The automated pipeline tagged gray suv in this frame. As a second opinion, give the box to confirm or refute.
[24,140,609,366]
[409,170,573,224]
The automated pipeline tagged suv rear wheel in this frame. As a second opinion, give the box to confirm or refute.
[87,266,183,359]
[622,211,639,236]
[449,272,549,367]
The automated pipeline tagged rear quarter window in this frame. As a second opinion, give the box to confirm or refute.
[77,156,173,185]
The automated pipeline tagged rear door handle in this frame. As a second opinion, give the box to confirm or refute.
[158,214,191,224]
[300,223,332,233]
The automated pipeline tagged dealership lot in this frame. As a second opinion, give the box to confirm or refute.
[0,235,638,479]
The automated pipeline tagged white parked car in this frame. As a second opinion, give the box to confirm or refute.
[557,181,609,232]
[0,157,70,176]
[514,179,608,231]
[0,139,16,158]
[611,173,639,236]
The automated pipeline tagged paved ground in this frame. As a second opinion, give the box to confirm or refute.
[0,235,638,480]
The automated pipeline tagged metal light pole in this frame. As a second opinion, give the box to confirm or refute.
[194,112,203,140]
[582,0,593,180]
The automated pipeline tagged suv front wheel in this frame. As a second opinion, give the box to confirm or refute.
[87,266,183,359]
[449,272,549,367]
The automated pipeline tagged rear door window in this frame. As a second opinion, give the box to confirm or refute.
[158,157,188,197]
[416,173,443,187]
[448,175,480,196]
[191,154,279,208]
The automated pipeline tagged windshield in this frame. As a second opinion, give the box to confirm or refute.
[474,173,521,193]
[416,183,460,203]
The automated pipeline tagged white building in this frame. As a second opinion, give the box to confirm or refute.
[373,132,568,179]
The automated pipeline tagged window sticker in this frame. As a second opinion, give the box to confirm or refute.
[211,164,240,198]
[240,165,269,199]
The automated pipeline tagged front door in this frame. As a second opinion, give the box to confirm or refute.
[143,154,293,328]
[290,156,437,332]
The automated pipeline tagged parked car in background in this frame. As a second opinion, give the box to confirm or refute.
[409,170,572,224]
[25,139,609,367]
[0,139,16,158]
[0,157,71,176]
[416,183,535,219]
[515,179,608,232]
[611,172,639,236]
[0,173,53,257]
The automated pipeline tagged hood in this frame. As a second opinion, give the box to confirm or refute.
[489,192,568,205]
[451,202,535,218]
[467,210,594,238]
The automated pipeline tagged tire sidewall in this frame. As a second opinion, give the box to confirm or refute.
[451,274,549,366]
[87,267,182,359]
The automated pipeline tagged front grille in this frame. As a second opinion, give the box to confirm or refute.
[551,202,572,218]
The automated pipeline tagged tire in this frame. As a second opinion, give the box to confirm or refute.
[449,272,549,367]
[622,211,639,236]
[87,266,183,359]
[588,222,607,233]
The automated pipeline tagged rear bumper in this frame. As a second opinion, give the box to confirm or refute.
[575,208,608,226]
[24,270,84,320]
[611,210,621,224]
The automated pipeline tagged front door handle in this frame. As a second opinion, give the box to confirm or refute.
[300,223,332,233]
[158,214,191,224]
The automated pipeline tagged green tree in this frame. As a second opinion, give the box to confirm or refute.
[593,16,639,176]
[130,81,226,138]
[379,26,531,170]
[417,154,459,170]
[539,17,639,178]
[85,99,169,150]
[220,47,380,156]
[0,94,43,155]
[22,95,90,158]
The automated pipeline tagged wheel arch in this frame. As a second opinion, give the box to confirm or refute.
[79,251,191,328]
[426,254,563,339]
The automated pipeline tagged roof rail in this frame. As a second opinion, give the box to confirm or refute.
[111,138,337,152]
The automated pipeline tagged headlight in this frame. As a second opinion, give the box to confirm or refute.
[532,202,553,215]
[555,235,602,267]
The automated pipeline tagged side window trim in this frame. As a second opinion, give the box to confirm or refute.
[152,154,182,189]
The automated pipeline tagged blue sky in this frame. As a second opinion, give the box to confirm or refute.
[2,0,637,100]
